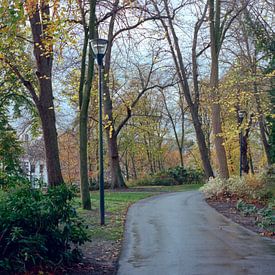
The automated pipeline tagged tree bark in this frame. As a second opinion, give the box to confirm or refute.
[192,114,214,178]
[107,134,126,188]
[248,147,254,174]
[131,153,138,179]
[37,99,63,186]
[125,151,129,181]
[241,134,249,174]
[27,2,63,186]
[209,0,229,178]
[78,0,96,210]
[103,0,127,188]
[253,83,272,165]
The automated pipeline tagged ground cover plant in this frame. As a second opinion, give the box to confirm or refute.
[201,173,275,237]
[236,199,275,232]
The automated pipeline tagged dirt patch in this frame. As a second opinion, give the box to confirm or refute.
[206,197,275,239]
[64,240,120,275]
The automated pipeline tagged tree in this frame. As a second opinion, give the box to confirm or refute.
[242,1,275,164]
[209,0,229,178]
[226,0,275,167]
[151,0,214,178]
[77,0,97,209]
[159,87,186,167]
[0,109,23,176]
[98,0,174,188]
[0,0,63,186]
[208,0,248,178]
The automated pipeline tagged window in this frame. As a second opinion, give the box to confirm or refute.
[30,164,35,173]
[40,164,44,175]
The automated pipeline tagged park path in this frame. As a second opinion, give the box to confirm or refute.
[117,191,275,275]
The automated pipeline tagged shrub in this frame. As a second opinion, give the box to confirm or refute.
[200,177,227,198]
[131,166,204,187]
[0,184,89,273]
[227,176,248,197]
[165,166,204,184]
[89,178,112,190]
[259,164,275,185]
[131,175,178,186]
[0,171,29,189]
[200,174,269,201]
[245,174,265,190]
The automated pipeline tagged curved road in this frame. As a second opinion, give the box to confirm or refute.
[118,191,275,275]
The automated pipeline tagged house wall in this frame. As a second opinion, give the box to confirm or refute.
[21,158,48,186]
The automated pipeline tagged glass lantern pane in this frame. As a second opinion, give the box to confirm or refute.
[90,39,108,56]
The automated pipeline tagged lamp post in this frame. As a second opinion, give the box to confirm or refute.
[238,110,245,177]
[90,38,108,225]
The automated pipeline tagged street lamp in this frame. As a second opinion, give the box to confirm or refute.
[238,110,246,177]
[90,38,108,225]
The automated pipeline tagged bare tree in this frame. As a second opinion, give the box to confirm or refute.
[151,0,214,178]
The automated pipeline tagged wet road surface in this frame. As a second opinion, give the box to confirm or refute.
[117,191,275,275]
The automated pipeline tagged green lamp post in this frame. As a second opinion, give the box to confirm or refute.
[90,38,108,225]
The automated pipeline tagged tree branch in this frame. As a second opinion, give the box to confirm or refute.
[0,57,39,105]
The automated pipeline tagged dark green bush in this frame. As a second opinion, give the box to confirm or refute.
[162,166,204,184]
[89,178,112,190]
[132,175,178,186]
[0,171,29,189]
[0,184,89,273]
[131,166,204,187]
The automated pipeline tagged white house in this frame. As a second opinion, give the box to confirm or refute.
[21,134,48,186]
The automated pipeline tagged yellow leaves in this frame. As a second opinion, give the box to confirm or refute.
[71,94,78,103]
[103,119,114,138]
[38,75,50,80]
[109,126,114,139]
[228,107,236,113]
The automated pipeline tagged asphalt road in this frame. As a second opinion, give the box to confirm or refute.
[117,191,275,275]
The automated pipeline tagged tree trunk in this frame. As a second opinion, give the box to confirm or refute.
[38,102,63,186]
[107,134,126,188]
[209,0,229,179]
[253,85,271,165]
[78,0,96,209]
[125,151,129,181]
[131,154,137,179]
[211,103,229,178]
[248,147,254,174]
[241,134,249,174]
[27,2,63,186]
[102,0,126,189]
[191,112,214,178]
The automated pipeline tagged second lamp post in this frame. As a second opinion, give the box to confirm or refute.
[90,38,108,225]
[238,110,245,177]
